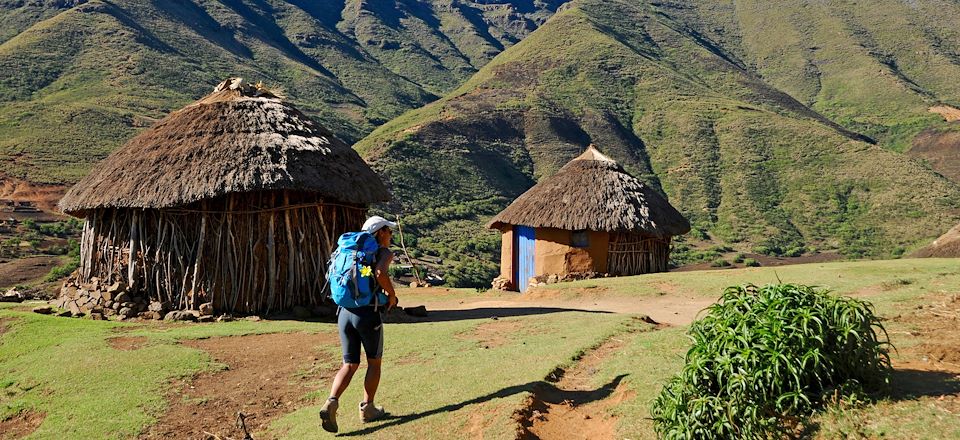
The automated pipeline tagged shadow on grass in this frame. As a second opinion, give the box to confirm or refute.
[337,374,628,437]
[402,307,612,323]
[266,307,611,324]
[799,369,960,439]
[889,368,960,399]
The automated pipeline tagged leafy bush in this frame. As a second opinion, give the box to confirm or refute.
[709,258,730,268]
[444,260,498,289]
[732,253,746,264]
[743,258,760,267]
[651,284,891,439]
[783,247,805,258]
[45,259,79,282]
[388,265,409,279]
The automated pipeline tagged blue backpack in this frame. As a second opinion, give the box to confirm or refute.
[327,231,388,309]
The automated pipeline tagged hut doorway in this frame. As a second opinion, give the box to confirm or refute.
[514,226,536,292]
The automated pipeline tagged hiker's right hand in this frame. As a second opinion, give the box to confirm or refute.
[387,294,398,311]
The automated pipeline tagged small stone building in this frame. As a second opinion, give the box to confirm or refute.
[488,146,690,292]
[57,78,390,315]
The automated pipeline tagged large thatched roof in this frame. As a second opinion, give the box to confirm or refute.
[488,146,690,237]
[59,78,390,214]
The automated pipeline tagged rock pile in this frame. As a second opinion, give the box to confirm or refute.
[53,277,156,320]
[527,271,608,288]
[1,288,24,303]
[43,272,337,322]
[491,276,513,291]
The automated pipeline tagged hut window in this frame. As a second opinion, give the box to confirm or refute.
[571,230,590,248]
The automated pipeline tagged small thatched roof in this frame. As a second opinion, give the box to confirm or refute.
[488,145,690,237]
[913,222,960,257]
[59,78,390,214]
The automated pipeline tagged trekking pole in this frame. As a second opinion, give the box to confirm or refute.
[395,215,423,285]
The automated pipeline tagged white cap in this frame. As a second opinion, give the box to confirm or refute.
[362,215,397,234]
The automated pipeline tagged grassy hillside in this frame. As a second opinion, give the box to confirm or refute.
[357,0,960,281]
[0,0,565,183]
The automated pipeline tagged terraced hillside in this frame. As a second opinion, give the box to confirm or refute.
[358,0,960,280]
[0,0,565,183]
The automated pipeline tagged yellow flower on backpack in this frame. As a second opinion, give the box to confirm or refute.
[359,265,373,278]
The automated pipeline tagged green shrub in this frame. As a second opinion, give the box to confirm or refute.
[783,247,805,257]
[733,253,746,263]
[651,284,891,439]
[743,258,760,267]
[388,265,409,279]
[45,258,79,282]
[709,258,730,268]
[444,260,498,289]
[752,245,773,255]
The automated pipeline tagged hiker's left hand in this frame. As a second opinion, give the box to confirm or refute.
[387,294,398,311]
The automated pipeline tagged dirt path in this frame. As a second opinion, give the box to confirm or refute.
[419,294,713,326]
[514,320,658,440]
[139,332,337,440]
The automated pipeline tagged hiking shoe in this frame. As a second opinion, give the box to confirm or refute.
[359,401,386,422]
[319,398,339,433]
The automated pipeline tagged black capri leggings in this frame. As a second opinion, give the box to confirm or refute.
[337,306,384,364]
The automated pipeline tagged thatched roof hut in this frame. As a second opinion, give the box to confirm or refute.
[58,78,389,315]
[488,145,690,292]
[60,78,388,212]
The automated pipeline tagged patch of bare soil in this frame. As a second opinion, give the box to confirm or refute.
[895,294,960,369]
[0,256,63,289]
[456,320,525,349]
[394,352,430,366]
[0,410,45,440]
[514,331,645,440]
[930,105,960,122]
[887,293,960,411]
[139,332,337,440]
[522,284,610,301]
[0,317,14,337]
[0,175,66,213]
[466,401,512,439]
[912,222,960,257]
[108,336,148,351]
[909,124,960,184]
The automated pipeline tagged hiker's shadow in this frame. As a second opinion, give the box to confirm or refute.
[337,374,629,437]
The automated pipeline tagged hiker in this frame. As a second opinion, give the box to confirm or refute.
[320,216,399,433]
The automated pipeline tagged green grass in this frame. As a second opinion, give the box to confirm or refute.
[536,258,960,302]
[270,312,634,438]
[0,311,208,438]
[0,302,632,439]
[2,258,959,439]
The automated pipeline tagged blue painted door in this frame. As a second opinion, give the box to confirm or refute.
[515,226,535,292]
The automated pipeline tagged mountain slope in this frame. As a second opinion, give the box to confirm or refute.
[0,0,565,183]
[357,0,960,276]
[658,0,960,151]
